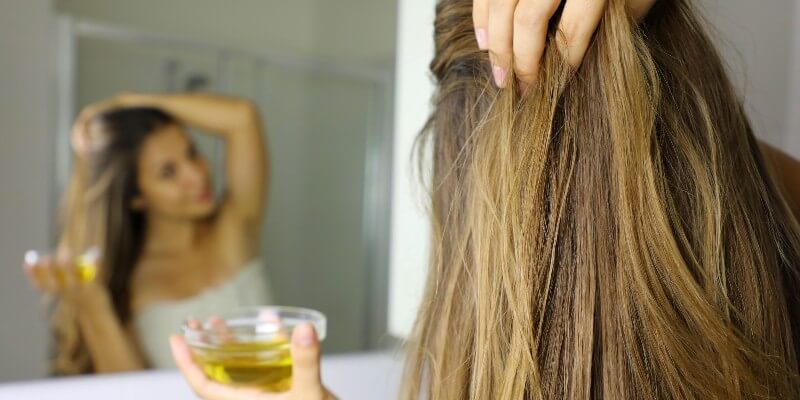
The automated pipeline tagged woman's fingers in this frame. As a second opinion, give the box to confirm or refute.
[289,323,325,398]
[23,251,64,294]
[71,106,99,155]
[37,255,59,294]
[473,0,490,50]
[24,249,112,309]
[170,335,221,399]
[487,0,517,87]
[71,97,122,156]
[56,249,78,291]
[170,335,204,384]
[258,310,290,341]
[558,0,607,68]
[170,335,268,400]
[22,263,39,290]
[208,316,235,343]
[512,0,561,86]
[476,0,616,87]
[23,251,44,291]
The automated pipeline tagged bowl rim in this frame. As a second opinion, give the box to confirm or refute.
[181,305,327,346]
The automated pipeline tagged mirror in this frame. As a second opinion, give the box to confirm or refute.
[0,0,397,382]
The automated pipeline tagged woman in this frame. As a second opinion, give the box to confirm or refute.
[174,0,800,398]
[24,93,273,373]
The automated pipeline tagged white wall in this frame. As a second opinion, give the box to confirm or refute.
[0,0,54,382]
[788,1,800,154]
[387,0,435,338]
[698,0,799,151]
[55,0,397,68]
[386,0,800,338]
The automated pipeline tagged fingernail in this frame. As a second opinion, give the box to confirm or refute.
[24,250,39,265]
[295,324,315,347]
[493,65,507,87]
[475,28,488,50]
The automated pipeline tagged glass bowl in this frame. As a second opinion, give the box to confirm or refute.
[181,306,326,392]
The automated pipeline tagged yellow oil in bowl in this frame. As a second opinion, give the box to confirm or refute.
[192,338,293,392]
[182,306,326,393]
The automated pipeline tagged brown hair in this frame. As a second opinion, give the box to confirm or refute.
[402,0,800,398]
[52,107,175,374]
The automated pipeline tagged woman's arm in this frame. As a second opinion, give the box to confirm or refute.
[117,92,269,227]
[761,142,800,218]
[73,288,147,372]
[23,253,146,372]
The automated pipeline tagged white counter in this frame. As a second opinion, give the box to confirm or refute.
[0,352,403,400]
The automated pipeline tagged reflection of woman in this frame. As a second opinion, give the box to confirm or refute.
[23,93,272,373]
[173,0,800,398]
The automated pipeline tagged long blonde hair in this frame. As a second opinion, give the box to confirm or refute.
[403,0,800,398]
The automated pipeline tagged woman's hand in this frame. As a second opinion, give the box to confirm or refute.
[170,323,337,400]
[22,249,108,307]
[70,96,127,158]
[472,0,657,87]
[90,92,268,228]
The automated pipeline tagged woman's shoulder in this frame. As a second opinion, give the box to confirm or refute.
[129,253,214,314]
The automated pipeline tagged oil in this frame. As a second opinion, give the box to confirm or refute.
[192,338,293,392]
[71,252,98,282]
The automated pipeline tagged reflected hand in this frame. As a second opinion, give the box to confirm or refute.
[170,323,337,400]
[70,95,129,157]
[22,249,107,306]
[472,0,657,87]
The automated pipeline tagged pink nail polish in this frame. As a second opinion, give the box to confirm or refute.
[295,324,315,347]
[476,28,488,50]
[493,66,507,87]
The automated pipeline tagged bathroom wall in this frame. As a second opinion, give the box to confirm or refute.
[0,0,55,382]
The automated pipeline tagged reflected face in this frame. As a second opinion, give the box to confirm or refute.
[133,125,215,220]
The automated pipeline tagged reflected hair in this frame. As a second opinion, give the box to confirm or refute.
[52,107,176,374]
[403,0,800,398]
